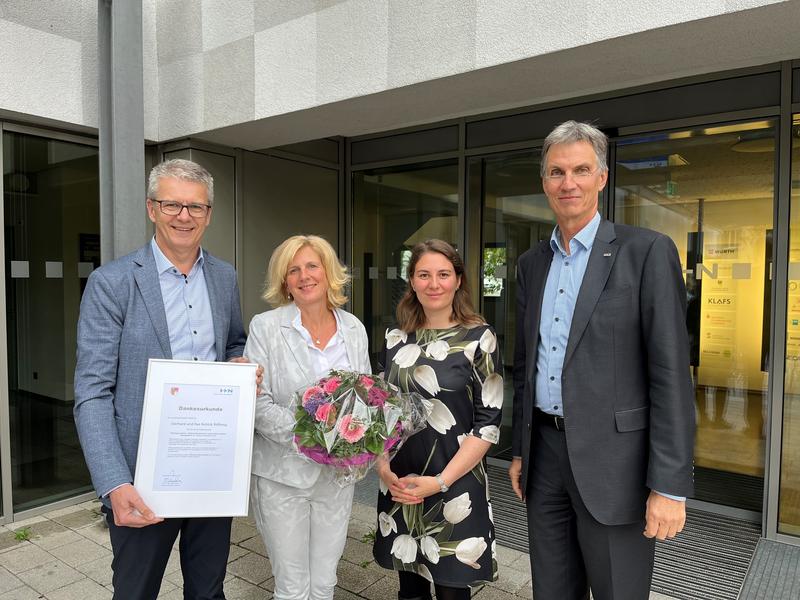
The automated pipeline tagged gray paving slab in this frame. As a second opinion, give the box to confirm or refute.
[0,566,23,595]
[30,528,83,551]
[359,573,400,600]
[0,533,19,554]
[16,559,85,594]
[224,576,272,599]
[0,584,41,599]
[341,537,375,566]
[229,519,260,544]
[46,577,113,600]
[228,544,251,562]
[487,564,531,594]
[50,509,102,530]
[50,538,111,568]
[336,559,386,594]
[73,521,112,548]
[226,552,271,585]
[75,554,114,587]
[238,532,268,556]
[0,542,53,574]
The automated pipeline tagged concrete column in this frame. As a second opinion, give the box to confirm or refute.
[98,0,147,262]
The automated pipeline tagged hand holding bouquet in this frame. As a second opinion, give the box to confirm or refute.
[292,370,427,486]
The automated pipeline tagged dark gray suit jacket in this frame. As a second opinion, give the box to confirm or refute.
[511,219,695,525]
[73,243,246,503]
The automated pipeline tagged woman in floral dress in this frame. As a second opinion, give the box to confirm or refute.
[373,239,503,600]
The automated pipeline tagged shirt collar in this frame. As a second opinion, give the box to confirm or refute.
[290,303,343,345]
[150,237,204,276]
[550,212,601,255]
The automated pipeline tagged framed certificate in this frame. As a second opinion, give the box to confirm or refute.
[133,359,257,517]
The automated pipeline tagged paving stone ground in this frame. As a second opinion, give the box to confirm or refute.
[0,492,677,600]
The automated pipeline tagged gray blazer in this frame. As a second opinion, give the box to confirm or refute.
[511,220,695,525]
[244,303,371,489]
[73,243,246,502]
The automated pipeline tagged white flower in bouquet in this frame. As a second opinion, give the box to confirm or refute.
[378,511,397,537]
[386,328,408,349]
[390,534,418,564]
[443,492,472,524]
[478,425,500,444]
[481,373,504,409]
[479,329,497,353]
[425,398,456,434]
[455,537,487,569]
[426,340,450,361]
[463,340,478,364]
[419,535,440,564]
[394,344,422,368]
[413,365,441,395]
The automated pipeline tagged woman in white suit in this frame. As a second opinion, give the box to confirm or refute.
[245,235,371,600]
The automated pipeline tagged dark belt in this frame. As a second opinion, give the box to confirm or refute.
[534,408,566,431]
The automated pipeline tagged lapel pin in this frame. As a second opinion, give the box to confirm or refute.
[603,252,612,257]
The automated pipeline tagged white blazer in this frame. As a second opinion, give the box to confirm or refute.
[245,303,372,488]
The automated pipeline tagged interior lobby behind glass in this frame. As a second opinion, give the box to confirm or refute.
[3,130,97,511]
[352,162,459,366]
[615,120,776,512]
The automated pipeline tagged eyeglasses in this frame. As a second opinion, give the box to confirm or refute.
[151,199,211,217]
[543,166,600,182]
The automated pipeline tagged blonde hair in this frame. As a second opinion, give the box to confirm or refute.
[262,235,349,308]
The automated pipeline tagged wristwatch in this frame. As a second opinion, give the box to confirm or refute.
[435,473,449,493]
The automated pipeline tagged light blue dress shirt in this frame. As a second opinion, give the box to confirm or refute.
[535,212,601,417]
[151,238,216,362]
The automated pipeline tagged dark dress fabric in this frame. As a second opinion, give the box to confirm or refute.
[373,324,503,588]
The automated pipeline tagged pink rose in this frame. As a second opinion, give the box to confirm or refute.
[302,386,324,406]
[315,403,334,423]
[338,414,367,443]
[360,376,375,389]
[323,377,342,394]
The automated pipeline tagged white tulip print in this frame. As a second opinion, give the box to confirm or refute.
[455,537,487,569]
[481,373,503,409]
[393,343,422,368]
[426,340,450,360]
[478,425,500,443]
[463,341,478,364]
[378,511,397,537]
[385,328,408,349]
[443,492,472,524]
[479,329,497,354]
[419,535,441,564]
[426,398,456,434]
[390,534,418,564]
[413,365,441,395]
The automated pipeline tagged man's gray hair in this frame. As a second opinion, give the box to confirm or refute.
[147,159,214,205]
[540,121,608,177]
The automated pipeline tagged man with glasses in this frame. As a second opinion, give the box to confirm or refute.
[74,159,255,599]
[508,121,695,599]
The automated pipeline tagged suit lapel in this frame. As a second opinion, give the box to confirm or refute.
[279,306,314,382]
[525,241,553,384]
[563,220,617,369]
[133,246,172,358]
[202,251,227,360]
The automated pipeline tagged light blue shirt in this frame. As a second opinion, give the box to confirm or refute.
[151,238,216,362]
[535,212,601,417]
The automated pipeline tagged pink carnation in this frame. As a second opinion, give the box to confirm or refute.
[367,386,390,407]
[360,376,375,389]
[338,414,366,443]
[323,377,342,394]
[315,403,334,423]
[302,386,325,406]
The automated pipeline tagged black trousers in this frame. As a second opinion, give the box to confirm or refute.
[525,424,655,600]
[398,571,470,600]
[104,508,232,600]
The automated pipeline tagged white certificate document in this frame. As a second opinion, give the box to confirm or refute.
[134,359,257,518]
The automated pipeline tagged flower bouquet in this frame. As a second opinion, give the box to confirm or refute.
[291,370,428,486]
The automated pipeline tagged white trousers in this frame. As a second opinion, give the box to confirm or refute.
[251,473,354,600]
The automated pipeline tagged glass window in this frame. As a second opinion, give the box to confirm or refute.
[779,114,800,534]
[352,161,459,366]
[3,130,98,511]
[471,151,552,457]
[616,120,776,512]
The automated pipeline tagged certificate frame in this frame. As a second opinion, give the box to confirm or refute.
[134,359,257,518]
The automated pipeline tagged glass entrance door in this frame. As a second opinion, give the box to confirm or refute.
[615,120,776,512]
[3,128,98,511]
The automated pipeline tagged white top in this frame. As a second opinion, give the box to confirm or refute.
[291,304,351,378]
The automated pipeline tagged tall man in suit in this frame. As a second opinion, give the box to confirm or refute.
[74,159,257,599]
[508,121,695,599]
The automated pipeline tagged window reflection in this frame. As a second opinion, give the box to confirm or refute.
[616,120,776,512]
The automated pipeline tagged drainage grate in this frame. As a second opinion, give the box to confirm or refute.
[738,539,800,599]
[486,463,761,600]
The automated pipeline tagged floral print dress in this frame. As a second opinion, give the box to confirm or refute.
[372,324,503,587]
